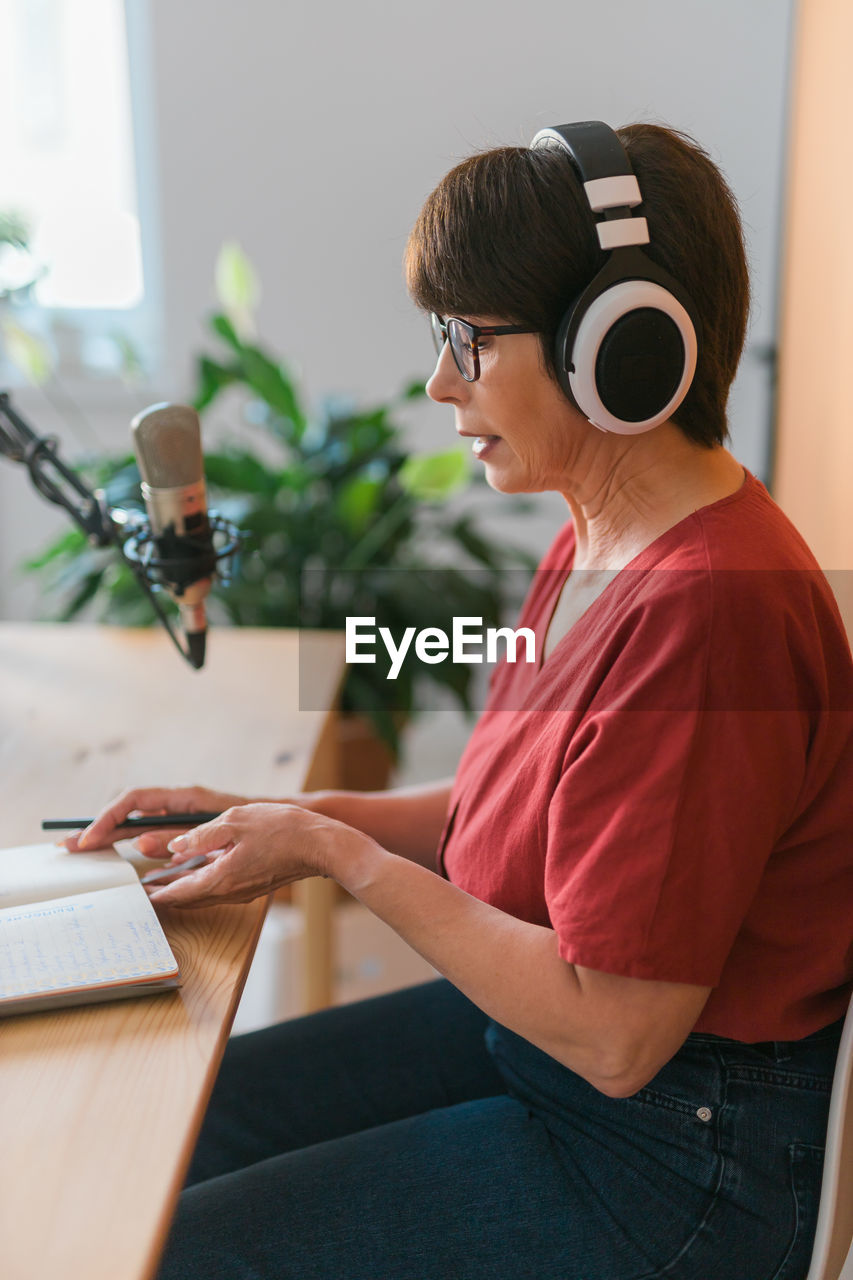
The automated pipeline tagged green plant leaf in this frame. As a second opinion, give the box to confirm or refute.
[22,527,88,570]
[204,449,281,495]
[449,516,505,568]
[110,331,146,385]
[210,312,243,350]
[214,242,260,340]
[0,209,31,248]
[194,354,242,412]
[58,571,106,621]
[102,460,144,507]
[340,494,415,571]
[1,320,53,384]
[239,345,307,439]
[398,448,469,502]
[336,475,384,535]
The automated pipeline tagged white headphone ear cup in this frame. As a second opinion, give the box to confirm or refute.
[568,280,698,434]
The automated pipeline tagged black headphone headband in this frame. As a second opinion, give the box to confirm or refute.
[534,121,633,179]
[529,121,701,434]
[532,122,649,254]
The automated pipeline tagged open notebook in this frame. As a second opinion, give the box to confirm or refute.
[0,843,180,1017]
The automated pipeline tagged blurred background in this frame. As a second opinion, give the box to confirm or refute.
[0,0,795,608]
[2,0,850,1019]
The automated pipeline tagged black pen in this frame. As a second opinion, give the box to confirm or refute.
[42,813,222,831]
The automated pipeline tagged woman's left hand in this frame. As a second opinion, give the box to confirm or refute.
[144,802,369,908]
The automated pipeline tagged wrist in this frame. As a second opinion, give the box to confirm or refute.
[293,789,345,819]
[325,826,391,896]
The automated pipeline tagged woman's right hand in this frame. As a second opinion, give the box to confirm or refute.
[63,778,456,870]
[64,785,261,857]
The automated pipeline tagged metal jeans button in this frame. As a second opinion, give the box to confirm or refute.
[696,1106,713,1122]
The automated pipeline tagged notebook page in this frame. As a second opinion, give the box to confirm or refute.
[0,843,139,910]
[0,883,179,1004]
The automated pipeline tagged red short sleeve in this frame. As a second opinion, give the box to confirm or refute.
[544,566,835,987]
[546,704,807,985]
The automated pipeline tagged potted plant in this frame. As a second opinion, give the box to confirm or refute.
[22,246,536,771]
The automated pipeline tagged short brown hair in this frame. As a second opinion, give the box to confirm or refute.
[405,123,750,448]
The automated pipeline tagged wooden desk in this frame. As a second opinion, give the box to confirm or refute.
[0,624,346,1280]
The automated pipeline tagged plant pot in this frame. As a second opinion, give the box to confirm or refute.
[331,711,401,791]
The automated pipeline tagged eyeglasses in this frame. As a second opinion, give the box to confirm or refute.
[430,313,538,382]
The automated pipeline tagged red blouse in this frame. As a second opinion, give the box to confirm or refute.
[437,471,853,1042]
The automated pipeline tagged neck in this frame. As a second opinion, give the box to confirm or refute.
[559,426,746,570]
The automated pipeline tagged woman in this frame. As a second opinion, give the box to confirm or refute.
[70,121,852,1279]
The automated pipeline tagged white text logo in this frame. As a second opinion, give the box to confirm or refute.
[345,616,536,680]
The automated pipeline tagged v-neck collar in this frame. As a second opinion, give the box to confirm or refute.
[533,467,752,677]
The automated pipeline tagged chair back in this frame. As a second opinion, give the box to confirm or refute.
[806,990,853,1280]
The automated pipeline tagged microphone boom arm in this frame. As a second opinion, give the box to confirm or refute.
[0,391,114,545]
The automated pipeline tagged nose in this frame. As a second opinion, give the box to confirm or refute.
[426,340,466,405]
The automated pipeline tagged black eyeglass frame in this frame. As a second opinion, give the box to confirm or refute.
[430,313,539,382]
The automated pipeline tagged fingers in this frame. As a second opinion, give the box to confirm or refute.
[135,830,190,858]
[146,802,308,908]
[166,812,237,859]
[140,854,211,885]
[149,811,244,906]
[147,856,225,909]
[64,828,180,857]
[73,788,169,849]
[72,786,209,850]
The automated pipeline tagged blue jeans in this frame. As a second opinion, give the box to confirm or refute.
[155,979,842,1279]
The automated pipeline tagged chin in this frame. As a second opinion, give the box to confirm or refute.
[484,471,518,494]
[483,465,536,496]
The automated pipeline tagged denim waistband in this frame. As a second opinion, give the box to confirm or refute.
[486,1013,845,1123]
[685,1015,844,1068]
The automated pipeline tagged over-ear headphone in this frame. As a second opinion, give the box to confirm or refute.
[530,121,701,435]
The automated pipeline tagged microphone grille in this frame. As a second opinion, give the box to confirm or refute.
[131,403,204,488]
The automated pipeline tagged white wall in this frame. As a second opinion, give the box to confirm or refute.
[0,0,794,634]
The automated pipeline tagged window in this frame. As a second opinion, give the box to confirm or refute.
[0,0,148,375]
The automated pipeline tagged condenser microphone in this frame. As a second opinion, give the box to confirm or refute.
[130,403,216,669]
